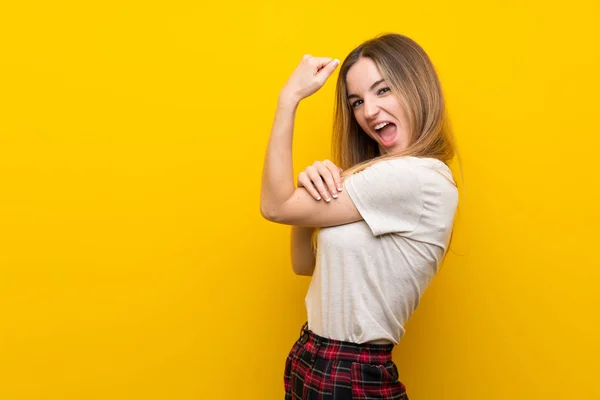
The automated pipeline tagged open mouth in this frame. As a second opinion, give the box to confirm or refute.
[374,122,397,146]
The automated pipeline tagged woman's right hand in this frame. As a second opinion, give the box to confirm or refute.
[280,55,340,105]
[297,160,344,202]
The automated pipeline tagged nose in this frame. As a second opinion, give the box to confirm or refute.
[363,98,380,121]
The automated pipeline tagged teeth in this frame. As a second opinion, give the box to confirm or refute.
[374,122,389,130]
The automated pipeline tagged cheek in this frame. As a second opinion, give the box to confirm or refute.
[390,99,408,123]
[353,111,368,132]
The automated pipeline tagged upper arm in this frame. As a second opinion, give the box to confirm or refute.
[266,185,363,228]
[263,158,424,232]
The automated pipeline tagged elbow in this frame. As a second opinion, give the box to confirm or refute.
[292,263,315,277]
[261,192,295,223]
[261,198,290,223]
[260,205,271,220]
[260,203,279,222]
[259,193,276,221]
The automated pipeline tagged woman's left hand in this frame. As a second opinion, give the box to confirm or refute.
[297,160,344,202]
[280,55,340,104]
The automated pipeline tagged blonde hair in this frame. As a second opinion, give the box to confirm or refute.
[312,33,462,250]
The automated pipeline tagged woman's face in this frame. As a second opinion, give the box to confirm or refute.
[345,57,411,155]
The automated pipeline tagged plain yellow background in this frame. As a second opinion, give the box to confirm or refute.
[1,0,599,399]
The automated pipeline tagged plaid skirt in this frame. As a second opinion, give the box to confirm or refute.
[284,322,408,399]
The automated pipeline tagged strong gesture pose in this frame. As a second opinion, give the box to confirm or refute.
[261,34,459,400]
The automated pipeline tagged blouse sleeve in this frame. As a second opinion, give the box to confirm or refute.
[344,158,423,236]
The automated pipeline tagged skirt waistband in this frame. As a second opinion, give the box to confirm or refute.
[297,322,394,364]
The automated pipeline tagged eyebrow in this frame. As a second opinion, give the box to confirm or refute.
[347,79,386,99]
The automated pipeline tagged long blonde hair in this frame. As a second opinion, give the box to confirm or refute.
[312,33,461,250]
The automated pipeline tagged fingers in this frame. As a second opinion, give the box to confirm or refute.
[302,55,339,75]
[321,160,343,194]
[312,163,336,201]
[317,58,340,78]
[298,160,344,202]
[313,57,333,70]
[285,55,339,101]
[307,165,334,201]
[298,171,323,201]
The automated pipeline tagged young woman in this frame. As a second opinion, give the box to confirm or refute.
[260,33,459,400]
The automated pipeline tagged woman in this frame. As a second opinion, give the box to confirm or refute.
[260,33,459,399]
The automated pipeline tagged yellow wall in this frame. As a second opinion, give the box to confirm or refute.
[1,1,598,399]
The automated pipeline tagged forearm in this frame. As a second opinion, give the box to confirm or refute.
[260,94,301,219]
[290,226,316,276]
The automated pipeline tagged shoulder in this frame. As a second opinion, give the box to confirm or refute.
[403,157,456,187]
[346,157,420,189]
[379,157,458,204]
[408,158,459,209]
[352,157,453,184]
[352,156,424,178]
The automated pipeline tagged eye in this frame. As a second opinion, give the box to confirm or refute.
[351,99,363,108]
[377,87,390,95]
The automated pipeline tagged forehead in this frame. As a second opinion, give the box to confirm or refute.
[346,57,383,94]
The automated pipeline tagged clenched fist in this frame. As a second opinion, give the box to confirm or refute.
[280,55,340,104]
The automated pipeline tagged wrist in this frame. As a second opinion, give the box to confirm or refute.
[278,88,301,109]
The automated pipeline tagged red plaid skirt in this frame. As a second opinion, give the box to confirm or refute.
[284,322,409,399]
